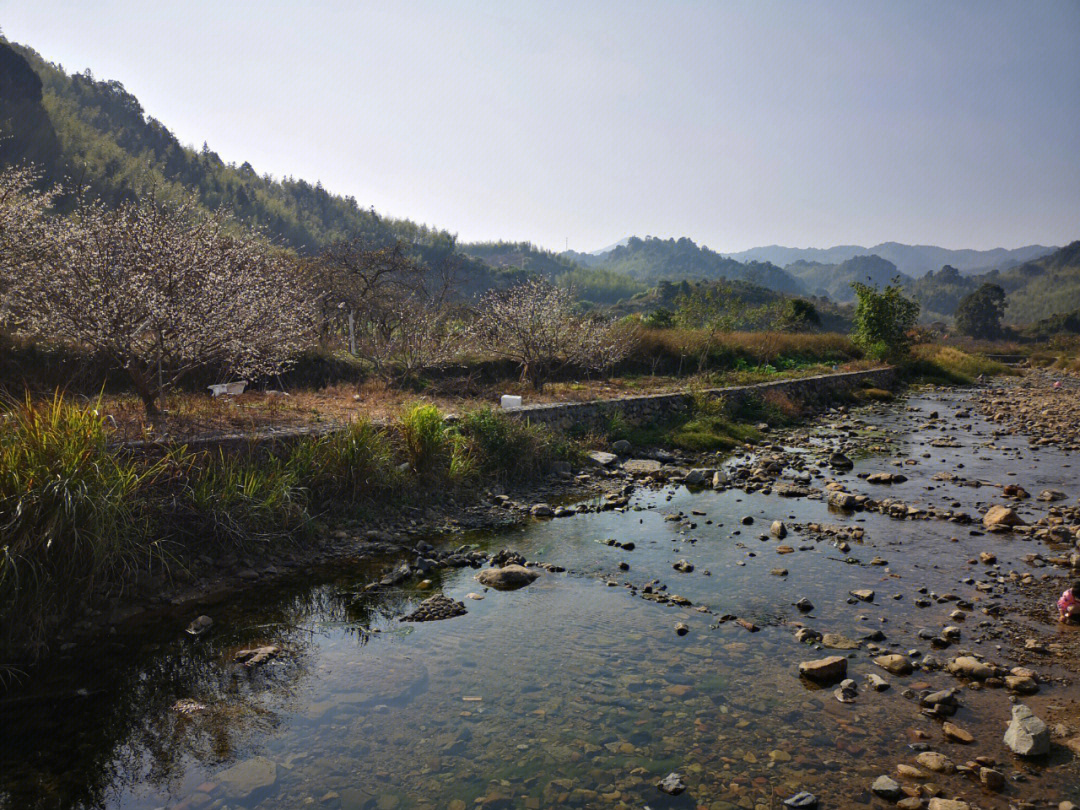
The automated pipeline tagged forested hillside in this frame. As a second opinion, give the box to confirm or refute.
[786,254,911,303]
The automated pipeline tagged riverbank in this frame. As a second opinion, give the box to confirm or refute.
[3,370,1079,809]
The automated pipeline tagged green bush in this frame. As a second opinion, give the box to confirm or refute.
[289,418,401,502]
[851,281,920,360]
[458,409,562,482]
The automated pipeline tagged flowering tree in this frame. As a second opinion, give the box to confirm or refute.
[0,166,59,324]
[471,279,635,390]
[14,196,315,420]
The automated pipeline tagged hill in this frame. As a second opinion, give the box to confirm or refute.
[726,242,1056,277]
[579,236,806,295]
[786,254,911,303]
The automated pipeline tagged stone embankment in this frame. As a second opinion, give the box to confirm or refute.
[500,367,896,432]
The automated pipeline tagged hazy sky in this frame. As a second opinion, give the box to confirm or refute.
[4,1,1079,252]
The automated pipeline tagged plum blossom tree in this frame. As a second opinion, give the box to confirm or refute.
[471,279,635,390]
[14,196,315,420]
[0,166,59,324]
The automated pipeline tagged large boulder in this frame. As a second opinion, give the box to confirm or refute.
[476,564,540,591]
[983,504,1025,528]
[947,655,993,680]
[1003,704,1050,756]
[798,656,847,685]
[874,654,913,676]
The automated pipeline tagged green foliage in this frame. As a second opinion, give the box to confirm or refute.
[287,419,401,502]
[904,265,977,320]
[787,254,910,303]
[641,308,675,328]
[954,283,1007,339]
[901,345,1013,385]
[777,298,820,331]
[668,392,761,452]
[850,280,920,360]
[398,403,453,479]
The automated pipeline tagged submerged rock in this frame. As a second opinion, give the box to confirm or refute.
[216,756,277,799]
[400,594,467,622]
[871,775,902,800]
[185,615,213,638]
[983,504,1025,528]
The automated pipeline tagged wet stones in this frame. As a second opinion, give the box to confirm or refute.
[400,594,468,622]
[529,503,553,517]
[782,791,818,809]
[771,520,788,538]
[1003,703,1050,756]
[656,772,685,795]
[927,800,970,810]
[475,564,539,590]
[794,627,822,643]
[942,722,973,744]
[828,451,853,470]
[979,766,1005,791]
[850,589,875,602]
[1038,488,1067,502]
[874,654,913,675]
[798,656,847,685]
[822,632,859,650]
[674,622,689,636]
[623,459,662,477]
[795,597,814,612]
[865,673,890,691]
[672,559,694,573]
[828,491,857,510]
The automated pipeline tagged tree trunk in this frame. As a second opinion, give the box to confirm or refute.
[126,364,162,425]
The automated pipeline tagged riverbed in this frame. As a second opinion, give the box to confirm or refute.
[2,383,1078,809]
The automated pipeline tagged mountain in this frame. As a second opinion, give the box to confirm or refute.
[786,254,911,303]
[979,241,1080,323]
[725,243,1057,277]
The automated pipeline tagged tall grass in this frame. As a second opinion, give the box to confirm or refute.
[0,395,159,655]
[289,418,402,502]
[903,345,1015,385]
[457,408,574,482]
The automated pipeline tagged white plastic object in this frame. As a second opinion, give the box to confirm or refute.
[500,395,522,410]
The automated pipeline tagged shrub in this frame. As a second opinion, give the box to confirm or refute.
[851,281,920,360]
[458,409,559,482]
[289,418,400,502]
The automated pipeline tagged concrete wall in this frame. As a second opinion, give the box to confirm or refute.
[501,367,897,432]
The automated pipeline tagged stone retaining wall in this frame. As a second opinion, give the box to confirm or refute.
[501,367,897,433]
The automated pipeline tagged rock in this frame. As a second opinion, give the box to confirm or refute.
[1005,674,1039,694]
[234,645,279,667]
[850,589,875,602]
[865,673,890,691]
[623,459,662,476]
[795,597,814,612]
[476,564,540,590]
[1038,488,1067,502]
[529,503,553,517]
[978,551,996,564]
[674,622,689,636]
[782,792,818,809]
[895,764,925,779]
[829,451,853,470]
[611,439,632,455]
[683,468,709,486]
[828,491,857,509]
[798,656,847,685]
[1003,703,1049,756]
[185,615,213,637]
[673,559,694,573]
[896,799,922,810]
[216,756,277,799]
[915,751,955,774]
[822,632,859,650]
[465,592,484,600]
[942,722,973,744]
[875,654,913,675]
[979,767,1005,791]
[656,772,685,795]
[771,520,788,538]
[400,594,468,622]
[794,628,822,643]
[927,800,969,810]
[983,504,1025,528]
[871,775,903,800]
[834,678,858,703]
[587,450,618,467]
[947,655,992,680]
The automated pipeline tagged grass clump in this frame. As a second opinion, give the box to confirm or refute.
[289,418,401,502]
[457,408,575,482]
[0,395,159,657]
[668,393,761,452]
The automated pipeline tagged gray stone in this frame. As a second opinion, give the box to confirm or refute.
[1003,703,1049,756]
[476,564,540,590]
[216,756,277,799]
[656,772,685,795]
[611,439,632,455]
[798,656,847,684]
[871,775,903,800]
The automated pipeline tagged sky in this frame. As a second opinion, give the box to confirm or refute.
[3,1,1079,253]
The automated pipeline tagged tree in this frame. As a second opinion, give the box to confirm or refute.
[0,165,58,324]
[954,283,1007,339]
[471,279,634,390]
[13,196,315,420]
[777,298,820,331]
[850,279,920,360]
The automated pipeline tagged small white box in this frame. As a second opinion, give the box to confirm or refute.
[500,395,522,410]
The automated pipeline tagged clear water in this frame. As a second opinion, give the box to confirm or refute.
[3,389,1078,809]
